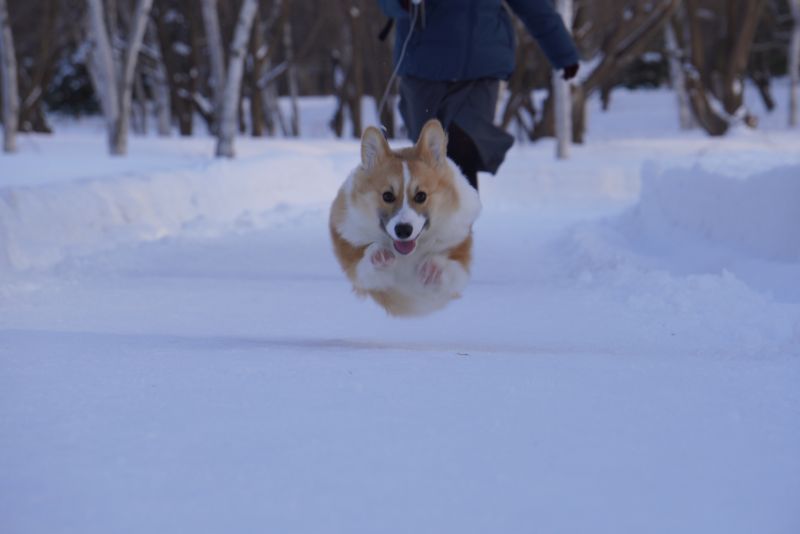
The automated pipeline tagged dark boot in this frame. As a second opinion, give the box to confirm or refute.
[446,122,480,190]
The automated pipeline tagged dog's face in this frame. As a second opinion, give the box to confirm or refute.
[349,120,460,255]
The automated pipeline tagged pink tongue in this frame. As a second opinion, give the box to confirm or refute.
[393,239,416,255]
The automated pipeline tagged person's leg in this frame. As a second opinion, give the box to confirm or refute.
[449,79,514,177]
[446,122,481,189]
[435,79,513,190]
[400,77,512,191]
[398,76,448,142]
[400,77,480,188]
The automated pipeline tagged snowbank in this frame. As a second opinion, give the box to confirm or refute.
[559,163,800,306]
[625,163,800,262]
[2,145,799,289]
[0,147,347,272]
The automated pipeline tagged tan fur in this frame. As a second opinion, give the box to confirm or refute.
[329,190,367,280]
[448,235,473,270]
[329,120,481,316]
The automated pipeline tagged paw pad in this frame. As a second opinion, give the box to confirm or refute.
[371,248,396,268]
[418,260,443,286]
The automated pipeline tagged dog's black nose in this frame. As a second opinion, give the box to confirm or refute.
[395,223,413,239]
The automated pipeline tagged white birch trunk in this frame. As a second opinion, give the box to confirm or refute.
[665,22,693,130]
[789,0,800,127]
[216,0,258,158]
[0,0,18,153]
[201,0,226,133]
[262,75,289,137]
[283,20,300,137]
[86,0,119,151]
[252,0,283,136]
[112,0,153,155]
[147,20,171,136]
[553,0,573,160]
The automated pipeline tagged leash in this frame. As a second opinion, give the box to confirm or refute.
[376,2,422,124]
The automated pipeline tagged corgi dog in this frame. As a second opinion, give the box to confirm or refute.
[329,119,481,316]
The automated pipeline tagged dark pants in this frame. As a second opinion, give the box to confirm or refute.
[399,76,514,189]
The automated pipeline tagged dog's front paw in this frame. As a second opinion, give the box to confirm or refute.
[417,258,443,287]
[370,248,396,269]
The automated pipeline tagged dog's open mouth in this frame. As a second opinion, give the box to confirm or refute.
[393,239,416,255]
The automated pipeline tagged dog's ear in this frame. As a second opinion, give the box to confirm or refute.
[417,119,447,166]
[361,127,390,170]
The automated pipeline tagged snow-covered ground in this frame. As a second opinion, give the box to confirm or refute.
[1,88,799,533]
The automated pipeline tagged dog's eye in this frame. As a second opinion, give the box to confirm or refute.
[414,191,427,204]
[382,191,396,203]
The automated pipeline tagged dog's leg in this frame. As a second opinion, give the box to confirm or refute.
[354,243,397,290]
[416,255,469,296]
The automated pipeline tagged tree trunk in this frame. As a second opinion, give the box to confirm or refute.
[18,0,56,134]
[676,0,765,135]
[346,5,364,138]
[721,0,765,116]
[251,0,285,137]
[539,0,678,142]
[571,84,586,143]
[553,0,573,159]
[216,0,258,158]
[112,0,154,155]
[132,69,147,134]
[86,0,120,151]
[500,21,542,141]
[790,0,800,127]
[260,60,287,136]
[200,0,226,134]
[553,70,571,159]
[665,20,693,129]
[282,19,300,137]
[249,14,265,137]
[0,0,18,153]
[147,20,171,136]
[679,0,728,135]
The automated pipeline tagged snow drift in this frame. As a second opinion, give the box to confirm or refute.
[0,150,342,272]
[556,163,800,303]
[624,163,800,262]
[1,150,799,286]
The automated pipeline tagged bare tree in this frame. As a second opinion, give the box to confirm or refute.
[248,12,267,137]
[330,1,365,138]
[790,0,800,127]
[503,0,679,143]
[13,0,62,134]
[85,0,118,149]
[144,20,171,136]
[570,0,679,141]
[500,16,548,141]
[216,0,258,157]
[0,0,18,153]
[115,0,154,153]
[665,19,693,129]
[282,14,299,137]
[200,0,225,133]
[250,0,288,137]
[554,0,573,159]
[85,0,153,155]
[676,0,766,135]
[152,2,197,136]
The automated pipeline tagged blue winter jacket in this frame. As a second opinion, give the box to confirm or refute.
[378,0,579,81]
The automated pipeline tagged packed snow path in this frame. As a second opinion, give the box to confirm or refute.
[2,92,799,533]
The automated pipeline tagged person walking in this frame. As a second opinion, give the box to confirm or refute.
[378,0,580,189]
